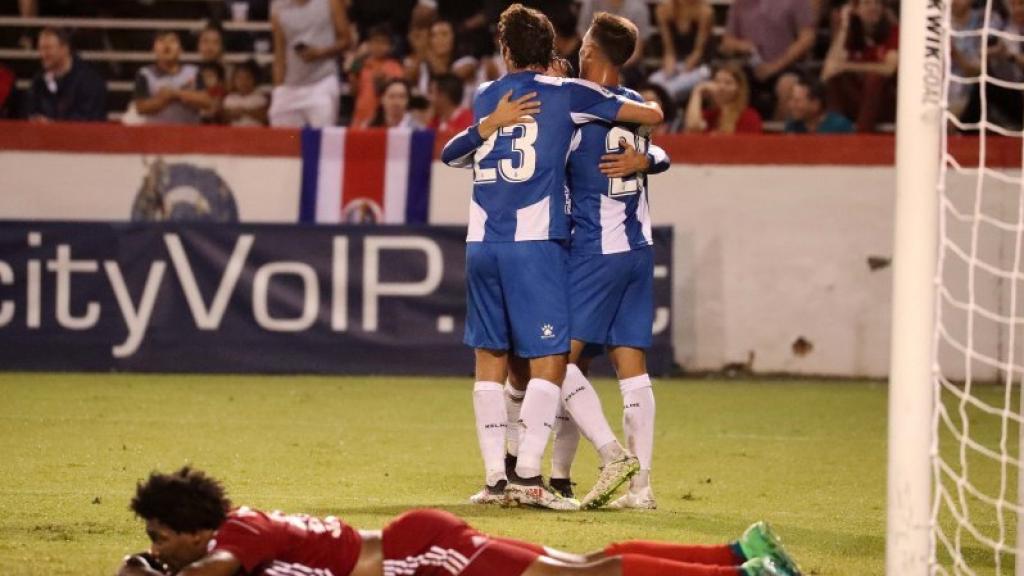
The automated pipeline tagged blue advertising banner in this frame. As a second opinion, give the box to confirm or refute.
[0,222,672,375]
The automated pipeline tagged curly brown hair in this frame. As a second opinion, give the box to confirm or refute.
[131,467,231,533]
[498,3,554,71]
[589,12,637,67]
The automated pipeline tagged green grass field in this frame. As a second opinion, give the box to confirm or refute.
[0,373,1006,575]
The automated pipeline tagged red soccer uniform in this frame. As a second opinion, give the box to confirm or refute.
[210,507,363,575]
[382,509,542,576]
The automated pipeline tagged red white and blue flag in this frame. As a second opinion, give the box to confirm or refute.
[299,127,434,224]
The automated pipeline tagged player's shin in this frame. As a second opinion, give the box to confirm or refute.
[505,382,525,458]
[551,400,580,496]
[618,554,744,576]
[514,378,561,479]
[562,363,623,464]
[620,374,655,488]
[473,381,509,487]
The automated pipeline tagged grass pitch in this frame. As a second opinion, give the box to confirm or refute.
[0,373,959,575]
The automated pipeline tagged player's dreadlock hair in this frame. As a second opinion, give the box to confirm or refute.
[498,3,554,71]
[589,12,638,67]
[131,467,231,533]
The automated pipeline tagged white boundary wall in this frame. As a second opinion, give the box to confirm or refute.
[432,163,898,377]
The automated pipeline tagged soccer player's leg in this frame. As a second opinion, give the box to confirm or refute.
[465,242,513,504]
[605,247,657,510]
[500,240,577,510]
[567,251,639,509]
[504,354,530,479]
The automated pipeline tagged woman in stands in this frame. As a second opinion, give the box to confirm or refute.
[404,20,477,103]
[820,0,898,132]
[647,0,714,104]
[684,62,762,134]
[366,78,421,129]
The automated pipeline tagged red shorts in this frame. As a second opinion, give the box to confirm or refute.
[382,509,542,576]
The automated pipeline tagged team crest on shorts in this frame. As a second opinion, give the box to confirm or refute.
[541,324,555,339]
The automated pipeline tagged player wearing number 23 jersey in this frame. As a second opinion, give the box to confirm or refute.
[444,72,629,357]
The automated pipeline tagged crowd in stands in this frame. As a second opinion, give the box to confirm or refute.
[0,0,1020,134]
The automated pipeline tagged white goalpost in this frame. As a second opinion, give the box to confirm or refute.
[888,0,1024,572]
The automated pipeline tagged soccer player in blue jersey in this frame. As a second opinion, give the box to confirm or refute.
[441,3,663,510]
[444,11,670,510]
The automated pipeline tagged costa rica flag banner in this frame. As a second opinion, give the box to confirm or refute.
[299,127,434,224]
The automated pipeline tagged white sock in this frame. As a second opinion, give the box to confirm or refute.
[620,374,655,485]
[504,382,525,457]
[514,378,560,479]
[562,363,621,465]
[473,381,507,486]
[551,400,580,479]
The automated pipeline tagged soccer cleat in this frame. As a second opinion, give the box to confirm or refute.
[740,557,785,576]
[505,477,581,511]
[549,477,576,499]
[469,480,508,505]
[738,522,802,576]
[580,454,640,509]
[607,485,657,510]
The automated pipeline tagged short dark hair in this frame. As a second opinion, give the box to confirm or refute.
[367,23,393,41]
[589,12,637,67]
[432,73,463,105]
[199,61,225,81]
[130,467,231,534]
[636,82,676,124]
[201,22,224,36]
[796,75,827,106]
[154,30,181,43]
[234,59,262,83]
[38,27,71,47]
[498,3,554,70]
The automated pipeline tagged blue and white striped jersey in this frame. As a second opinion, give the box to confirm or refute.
[442,71,624,243]
[567,86,670,255]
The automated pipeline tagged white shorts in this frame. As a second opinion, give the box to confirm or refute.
[269,74,340,128]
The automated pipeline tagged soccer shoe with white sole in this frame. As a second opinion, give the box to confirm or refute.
[738,521,802,576]
[606,486,657,510]
[505,478,580,511]
[580,454,640,509]
[741,557,785,576]
[469,480,507,505]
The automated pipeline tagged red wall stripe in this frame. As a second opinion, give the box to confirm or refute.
[1,120,1018,168]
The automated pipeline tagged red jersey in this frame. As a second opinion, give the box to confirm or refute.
[430,107,474,133]
[211,507,362,576]
[702,107,763,134]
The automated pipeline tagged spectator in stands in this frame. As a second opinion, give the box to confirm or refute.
[785,76,853,133]
[684,62,763,134]
[960,0,1024,130]
[132,31,212,125]
[428,73,472,131]
[719,0,816,120]
[367,78,420,128]
[350,24,406,127]
[0,63,18,119]
[821,0,897,132]
[418,1,491,58]
[577,0,652,84]
[199,62,227,123]
[637,82,680,133]
[24,27,107,122]
[269,0,352,127]
[408,92,431,126]
[406,20,477,100]
[198,23,226,64]
[947,0,987,119]
[648,0,713,104]
[222,60,269,126]
[551,5,582,78]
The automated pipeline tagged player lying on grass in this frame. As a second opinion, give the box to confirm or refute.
[116,467,803,576]
[445,3,662,511]
[444,12,669,511]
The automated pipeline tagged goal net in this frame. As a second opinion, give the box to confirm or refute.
[890,0,1024,573]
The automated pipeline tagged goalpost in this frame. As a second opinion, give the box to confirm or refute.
[888,0,1024,572]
